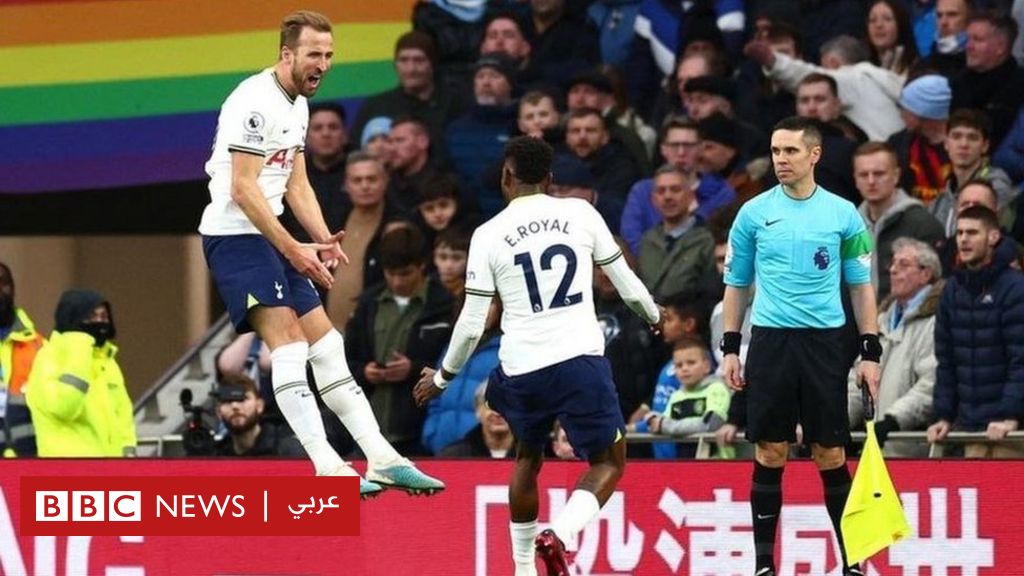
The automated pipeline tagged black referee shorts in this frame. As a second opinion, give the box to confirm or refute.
[744,326,851,447]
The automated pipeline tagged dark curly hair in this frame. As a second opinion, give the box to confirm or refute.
[503,136,554,185]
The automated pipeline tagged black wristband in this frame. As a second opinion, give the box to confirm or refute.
[720,331,742,356]
[440,367,458,382]
[860,333,882,363]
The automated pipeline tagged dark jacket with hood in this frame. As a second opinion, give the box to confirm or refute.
[345,277,454,445]
[934,236,1024,430]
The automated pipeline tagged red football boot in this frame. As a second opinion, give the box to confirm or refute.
[534,529,571,576]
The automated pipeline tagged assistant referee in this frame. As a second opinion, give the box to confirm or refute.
[721,116,881,576]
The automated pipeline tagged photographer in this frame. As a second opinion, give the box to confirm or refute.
[212,373,305,458]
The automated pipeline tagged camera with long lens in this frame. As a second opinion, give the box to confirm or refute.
[180,388,215,456]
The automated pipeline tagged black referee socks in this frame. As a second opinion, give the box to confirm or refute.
[751,461,784,571]
[820,465,854,570]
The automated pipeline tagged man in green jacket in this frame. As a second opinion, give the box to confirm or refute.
[26,290,136,457]
[638,165,716,301]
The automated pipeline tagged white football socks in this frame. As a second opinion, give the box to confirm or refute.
[551,490,601,546]
[308,329,402,467]
[270,341,342,474]
[510,520,539,576]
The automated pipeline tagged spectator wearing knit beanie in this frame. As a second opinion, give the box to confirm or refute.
[697,112,767,204]
[899,74,952,121]
[888,75,952,204]
[350,31,466,164]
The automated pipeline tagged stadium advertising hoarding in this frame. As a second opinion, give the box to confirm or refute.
[0,459,1017,575]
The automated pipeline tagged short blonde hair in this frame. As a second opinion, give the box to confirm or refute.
[280,10,332,50]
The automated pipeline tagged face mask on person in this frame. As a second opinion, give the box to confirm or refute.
[79,321,115,346]
[935,32,966,54]
[0,294,14,328]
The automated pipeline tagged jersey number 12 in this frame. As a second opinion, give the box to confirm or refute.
[513,244,582,313]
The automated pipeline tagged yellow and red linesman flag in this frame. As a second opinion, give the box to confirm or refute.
[841,388,913,564]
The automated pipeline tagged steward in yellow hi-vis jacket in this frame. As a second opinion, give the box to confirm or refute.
[0,262,45,457]
[25,290,136,457]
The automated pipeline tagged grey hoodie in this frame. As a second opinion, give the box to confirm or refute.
[929,163,1018,237]
[858,189,944,296]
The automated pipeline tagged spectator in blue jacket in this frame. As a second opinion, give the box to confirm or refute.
[625,0,745,119]
[586,0,644,67]
[421,298,502,455]
[438,381,515,458]
[929,205,1024,458]
[446,53,519,218]
[626,293,710,459]
[620,117,736,255]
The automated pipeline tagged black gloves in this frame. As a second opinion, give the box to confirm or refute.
[873,415,900,448]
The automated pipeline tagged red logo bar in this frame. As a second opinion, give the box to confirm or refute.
[20,476,359,536]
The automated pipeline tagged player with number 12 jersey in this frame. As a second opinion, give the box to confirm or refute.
[465,193,629,374]
[414,137,660,576]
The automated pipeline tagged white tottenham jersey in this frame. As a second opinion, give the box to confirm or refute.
[465,194,624,375]
[198,69,308,235]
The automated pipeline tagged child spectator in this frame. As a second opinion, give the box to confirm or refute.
[645,337,734,458]
[517,90,561,138]
[626,293,710,459]
[412,172,481,248]
[421,298,502,455]
[433,227,471,299]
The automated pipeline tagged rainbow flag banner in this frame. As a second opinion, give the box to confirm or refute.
[0,1,412,194]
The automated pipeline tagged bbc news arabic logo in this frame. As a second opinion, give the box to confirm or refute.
[36,491,141,522]
[20,476,359,537]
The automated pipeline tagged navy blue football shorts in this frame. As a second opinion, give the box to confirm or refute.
[202,234,322,333]
[485,355,626,461]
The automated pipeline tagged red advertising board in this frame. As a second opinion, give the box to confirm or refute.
[0,459,1018,575]
[19,476,359,537]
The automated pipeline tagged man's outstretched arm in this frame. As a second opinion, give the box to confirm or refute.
[599,254,660,326]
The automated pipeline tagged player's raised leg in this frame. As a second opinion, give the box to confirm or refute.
[537,357,628,575]
[537,437,626,576]
[299,305,444,495]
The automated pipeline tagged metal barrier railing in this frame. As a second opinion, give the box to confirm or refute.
[628,430,1024,459]
[136,430,1024,458]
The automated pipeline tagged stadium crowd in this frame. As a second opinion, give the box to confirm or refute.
[3,0,1024,460]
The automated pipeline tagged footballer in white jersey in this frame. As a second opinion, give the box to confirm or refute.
[415,137,661,575]
[198,11,446,496]
[464,193,624,375]
[199,69,309,236]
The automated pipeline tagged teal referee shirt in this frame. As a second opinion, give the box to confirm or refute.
[724,185,873,328]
